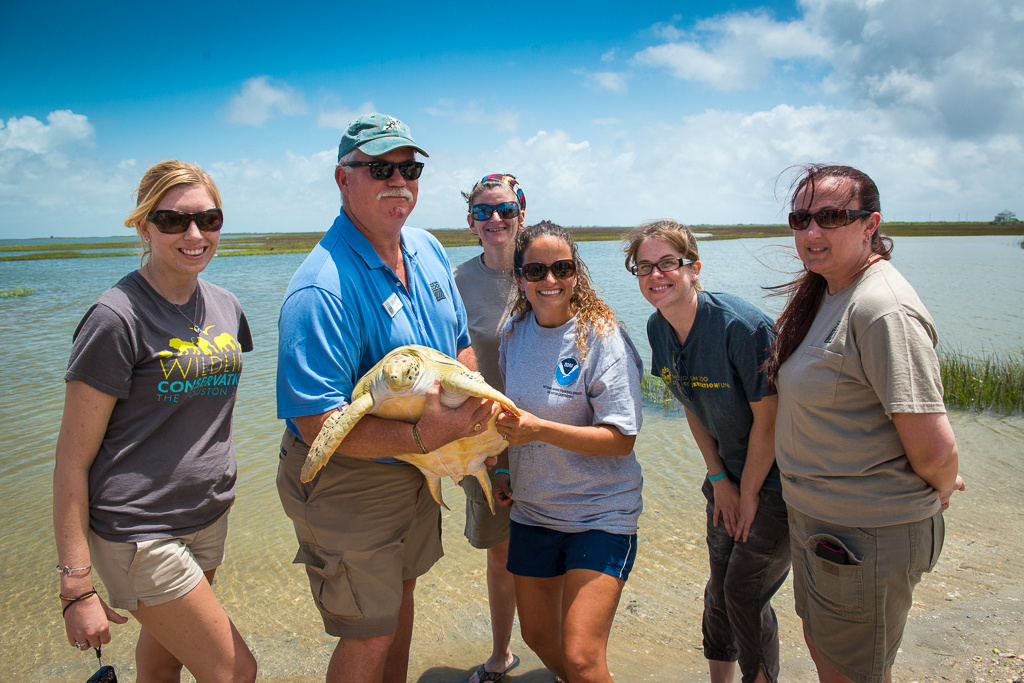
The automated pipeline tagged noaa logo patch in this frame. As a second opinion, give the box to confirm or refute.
[555,357,581,386]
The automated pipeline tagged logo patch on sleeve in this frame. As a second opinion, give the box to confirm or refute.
[555,357,581,386]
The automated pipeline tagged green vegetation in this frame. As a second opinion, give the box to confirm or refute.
[641,350,1024,414]
[7,221,1024,261]
[940,351,1024,413]
[1,287,34,298]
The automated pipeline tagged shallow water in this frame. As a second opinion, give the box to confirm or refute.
[1,236,1021,680]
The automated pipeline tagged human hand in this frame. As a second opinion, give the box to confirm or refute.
[940,475,966,512]
[711,477,741,538]
[735,491,760,542]
[63,593,128,652]
[493,471,514,507]
[496,409,544,446]
[417,380,498,450]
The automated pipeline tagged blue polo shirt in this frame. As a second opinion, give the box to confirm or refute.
[277,210,470,440]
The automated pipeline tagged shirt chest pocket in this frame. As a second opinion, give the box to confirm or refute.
[796,345,845,408]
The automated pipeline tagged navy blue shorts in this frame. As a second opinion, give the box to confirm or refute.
[507,520,638,581]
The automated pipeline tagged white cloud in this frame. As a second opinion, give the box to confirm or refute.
[226,76,307,127]
[424,101,520,133]
[0,110,93,154]
[587,72,629,94]
[318,101,377,129]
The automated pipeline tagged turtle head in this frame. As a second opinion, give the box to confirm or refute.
[382,353,421,391]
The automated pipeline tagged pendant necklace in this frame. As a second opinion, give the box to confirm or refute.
[146,265,204,335]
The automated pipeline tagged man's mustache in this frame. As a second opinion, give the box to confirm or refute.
[377,188,414,201]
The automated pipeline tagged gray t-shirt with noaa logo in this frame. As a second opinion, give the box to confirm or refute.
[499,313,644,534]
[65,270,253,542]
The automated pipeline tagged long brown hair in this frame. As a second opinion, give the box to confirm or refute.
[505,222,617,362]
[763,164,893,385]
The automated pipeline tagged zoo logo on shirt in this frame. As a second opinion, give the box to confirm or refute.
[155,325,243,402]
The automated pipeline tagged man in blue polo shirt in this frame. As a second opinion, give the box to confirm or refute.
[276,113,496,683]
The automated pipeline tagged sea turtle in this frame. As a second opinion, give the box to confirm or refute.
[301,344,520,514]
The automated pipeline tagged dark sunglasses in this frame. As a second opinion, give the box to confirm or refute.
[146,209,224,234]
[343,160,424,181]
[518,259,577,282]
[630,257,694,277]
[470,202,521,221]
[788,209,873,230]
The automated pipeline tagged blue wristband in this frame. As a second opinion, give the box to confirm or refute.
[495,468,511,476]
[708,470,728,482]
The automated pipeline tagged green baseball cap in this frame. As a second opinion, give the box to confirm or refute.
[337,113,429,161]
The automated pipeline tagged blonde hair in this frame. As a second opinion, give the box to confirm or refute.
[622,219,702,290]
[506,222,618,363]
[124,161,222,264]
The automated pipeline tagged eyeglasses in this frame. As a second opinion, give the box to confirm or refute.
[788,209,874,231]
[146,209,224,234]
[518,259,577,282]
[630,257,694,277]
[470,202,521,221]
[343,160,424,181]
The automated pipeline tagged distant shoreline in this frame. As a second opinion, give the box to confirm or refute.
[2,222,1022,261]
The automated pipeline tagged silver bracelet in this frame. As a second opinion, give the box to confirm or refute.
[55,563,92,575]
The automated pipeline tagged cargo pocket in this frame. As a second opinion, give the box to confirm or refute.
[294,544,361,618]
[805,533,868,620]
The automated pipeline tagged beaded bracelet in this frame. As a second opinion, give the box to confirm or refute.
[708,470,728,482]
[411,425,429,454]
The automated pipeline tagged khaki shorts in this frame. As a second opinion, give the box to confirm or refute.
[788,506,944,683]
[89,512,229,611]
[276,429,443,638]
[462,469,511,549]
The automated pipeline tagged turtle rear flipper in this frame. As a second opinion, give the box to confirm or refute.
[300,394,374,482]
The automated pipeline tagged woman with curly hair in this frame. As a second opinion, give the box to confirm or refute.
[495,222,644,683]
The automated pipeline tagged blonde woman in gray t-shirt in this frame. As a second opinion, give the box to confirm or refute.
[764,164,965,683]
[53,161,256,682]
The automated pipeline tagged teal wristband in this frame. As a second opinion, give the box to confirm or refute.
[708,470,728,482]
[495,468,511,476]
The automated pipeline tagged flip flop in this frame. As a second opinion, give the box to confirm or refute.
[468,654,521,683]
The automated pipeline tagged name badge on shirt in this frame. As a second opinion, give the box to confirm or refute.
[383,292,403,318]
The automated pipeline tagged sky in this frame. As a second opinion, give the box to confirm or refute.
[1,0,1022,239]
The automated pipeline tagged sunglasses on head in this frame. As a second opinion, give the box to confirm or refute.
[146,209,224,234]
[518,259,577,282]
[788,209,873,230]
[630,257,694,277]
[470,202,521,221]
[343,160,424,181]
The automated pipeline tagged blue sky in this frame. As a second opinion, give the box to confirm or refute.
[2,0,1021,239]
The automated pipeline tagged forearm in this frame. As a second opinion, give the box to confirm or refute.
[739,397,777,498]
[533,420,636,457]
[893,412,960,494]
[684,408,725,475]
[53,458,96,596]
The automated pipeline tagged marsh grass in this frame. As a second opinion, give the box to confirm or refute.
[639,351,1024,414]
[1,287,35,298]
[940,350,1024,413]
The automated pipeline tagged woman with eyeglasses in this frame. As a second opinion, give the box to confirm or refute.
[451,173,526,683]
[623,220,789,683]
[494,223,644,683]
[764,164,964,683]
[53,161,256,681]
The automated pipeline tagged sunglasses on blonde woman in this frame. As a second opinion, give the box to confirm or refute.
[788,209,873,230]
[146,209,224,234]
[518,259,577,282]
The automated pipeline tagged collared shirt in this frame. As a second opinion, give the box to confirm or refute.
[276,210,470,439]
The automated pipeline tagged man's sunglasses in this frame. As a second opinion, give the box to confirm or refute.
[788,209,873,230]
[470,202,521,221]
[343,160,424,181]
[146,209,224,234]
[630,257,694,277]
[518,259,577,282]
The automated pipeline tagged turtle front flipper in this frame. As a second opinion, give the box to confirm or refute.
[440,372,522,417]
[301,394,374,482]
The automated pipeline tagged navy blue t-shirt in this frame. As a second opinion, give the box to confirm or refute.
[647,291,781,489]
